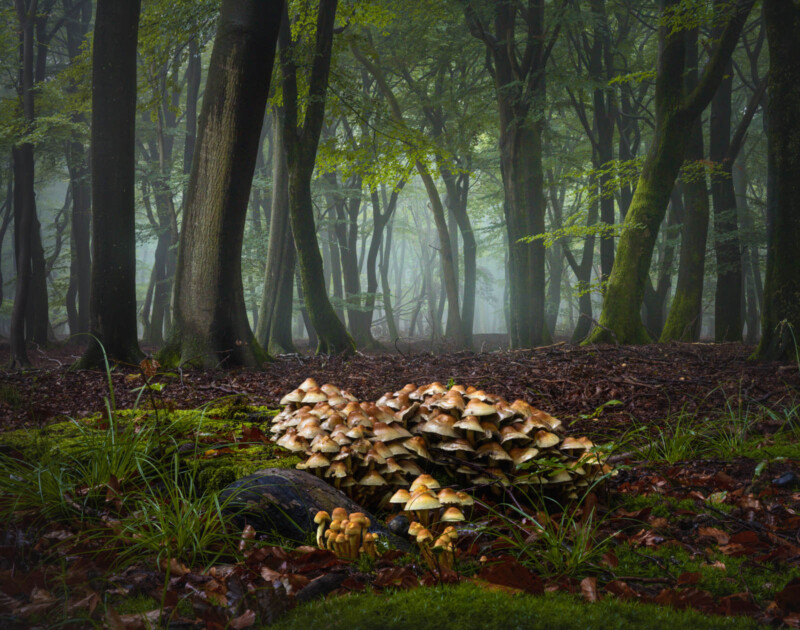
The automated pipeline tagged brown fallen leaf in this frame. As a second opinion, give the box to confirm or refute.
[776,578,800,613]
[580,577,599,602]
[229,609,257,629]
[697,526,729,545]
[477,556,543,595]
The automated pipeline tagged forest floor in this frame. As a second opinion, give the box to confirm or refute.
[0,341,799,628]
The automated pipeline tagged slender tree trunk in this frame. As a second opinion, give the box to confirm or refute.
[166,0,283,368]
[710,57,742,342]
[754,0,800,360]
[442,171,475,347]
[256,108,296,355]
[379,215,399,340]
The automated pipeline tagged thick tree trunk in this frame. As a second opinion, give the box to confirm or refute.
[77,0,144,368]
[256,108,296,355]
[167,0,283,368]
[586,0,753,344]
[754,0,800,360]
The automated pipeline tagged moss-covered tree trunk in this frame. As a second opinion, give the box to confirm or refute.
[661,30,709,342]
[281,0,353,355]
[753,0,800,360]
[167,0,283,368]
[585,0,754,344]
[76,0,144,368]
[256,108,296,355]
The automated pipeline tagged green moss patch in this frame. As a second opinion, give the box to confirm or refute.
[270,584,759,630]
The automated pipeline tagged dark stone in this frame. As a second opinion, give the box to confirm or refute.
[772,471,799,488]
[295,571,350,603]
[219,468,409,550]
[387,513,409,536]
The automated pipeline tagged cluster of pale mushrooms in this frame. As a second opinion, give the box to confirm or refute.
[313,508,379,560]
[272,378,610,508]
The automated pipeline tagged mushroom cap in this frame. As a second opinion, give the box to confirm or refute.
[345,425,367,440]
[280,388,306,405]
[486,467,511,485]
[389,488,412,504]
[433,391,465,411]
[419,415,458,438]
[406,491,441,511]
[298,378,319,392]
[346,411,372,428]
[509,446,540,466]
[408,521,424,537]
[302,388,327,404]
[387,442,410,457]
[403,436,433,460]
[476,442,513,462]
[437,488,461,505]
[331,507,348,521]
[465,389,493,401]
[327,395,348,407]
[548,469,573,484]
[304,453,331,469]
[440,506,465,522]
[453,415,484,433]
[479,421,501,440]
[560,436,594,451]
[455,491,474,506]
[311,434,340,453]
[380,457,404,474]
[464,399,497,417]
[350,438,372,454]
[372,441,394,460]
[320,383,341,397]
[297,421,325,440]
[359,470,388,486]
[416,528,434,545]
[420,382,447,397]
[533,430,561,449]
[372,422,412,442]
[326,461,348,478]
[531,409,562,431]
[510,399,534,418]
[500,425,529,443]
[314,510,331,524]
[494,400,516,421]
[397,459,424,476]
[364,448,387,467]
[436,438,475,452]
[410,474,441,491]
[276,432,308,452]
[330,430,352,446]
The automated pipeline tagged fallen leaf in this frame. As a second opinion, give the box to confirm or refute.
[229,609,256,629]
[697,526,729,545]
[477,556,543,595]
[776,579,800,613]
[580,577,598,602]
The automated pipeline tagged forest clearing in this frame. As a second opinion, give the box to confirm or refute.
[1,0,800,627]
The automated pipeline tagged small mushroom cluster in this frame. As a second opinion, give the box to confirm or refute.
[313,507,379,560]
[272,379,610,505]
[388,474,472,527]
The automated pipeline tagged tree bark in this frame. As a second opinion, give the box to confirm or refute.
[585,0,754,344]
[256,107,296,355]
[76,0,144,367]
[281,0,353,355]
[661,30,709,342]
[753,0,800,360]
[167,0,283,368]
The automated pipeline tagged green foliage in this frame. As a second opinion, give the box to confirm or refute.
[270,583,759,630]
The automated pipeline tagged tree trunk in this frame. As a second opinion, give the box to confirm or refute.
[256,108,296,355]
[281,0,353,355]
[167,0,283,368]
[661,30,710,342]
[77,0,144,368]
[710,57,742,342]
[754,0,800,360]
[442,170,475,348]
[585,0,753,344]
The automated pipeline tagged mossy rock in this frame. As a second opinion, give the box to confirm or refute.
[219,468,409,550]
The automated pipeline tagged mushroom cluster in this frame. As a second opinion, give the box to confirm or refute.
[272,379,610,506]
[313,508,379,560]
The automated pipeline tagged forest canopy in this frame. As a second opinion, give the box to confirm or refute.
[1,0,799,367]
